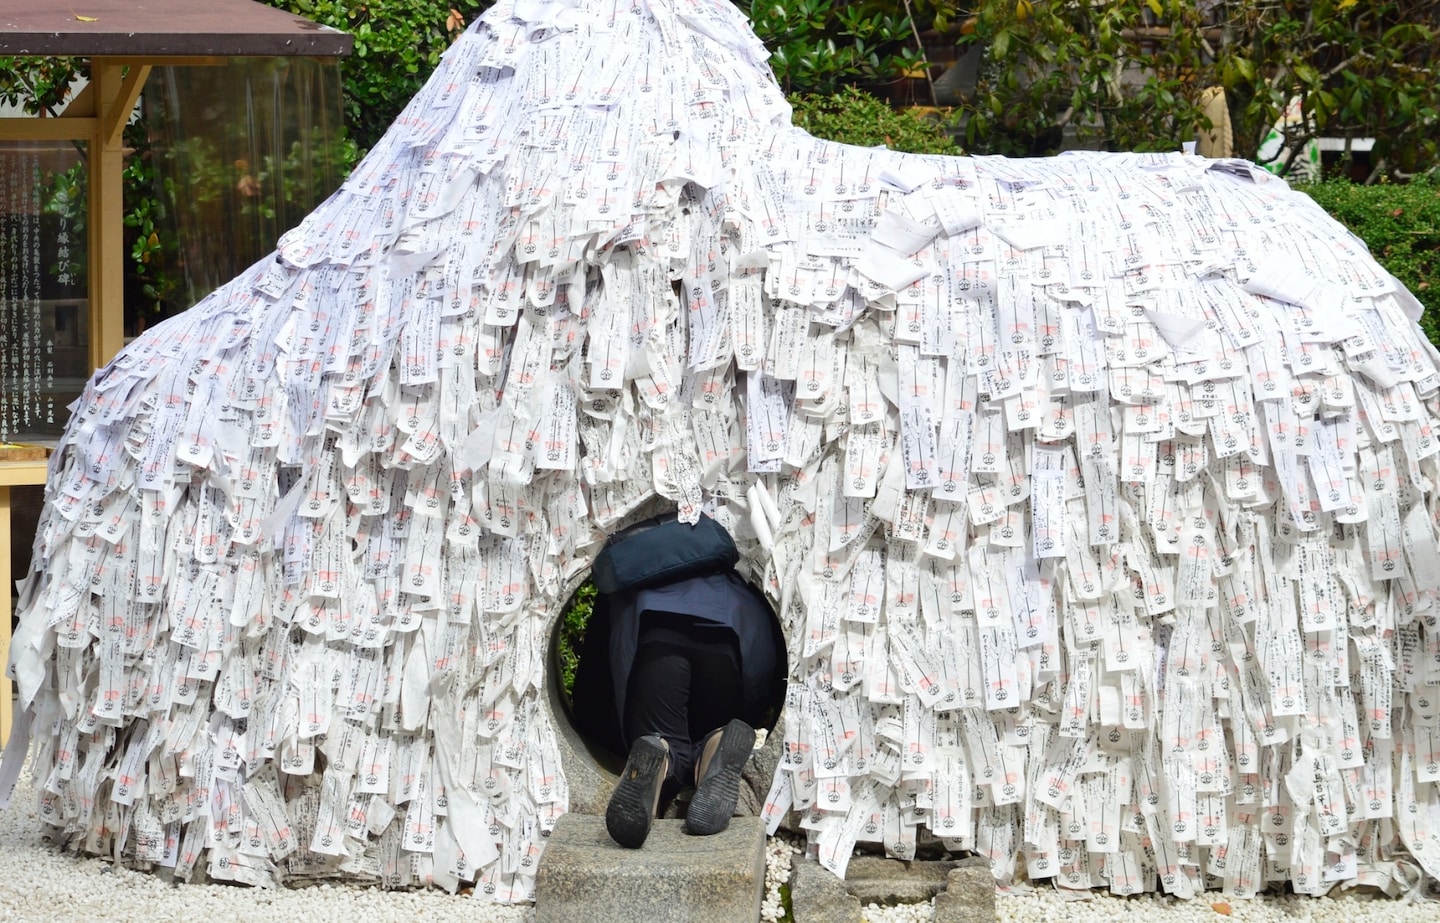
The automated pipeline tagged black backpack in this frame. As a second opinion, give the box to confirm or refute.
[590,512,738,595]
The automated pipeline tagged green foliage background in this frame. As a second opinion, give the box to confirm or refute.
[557,582,596,697]
[789,87,959,155]
[1301,177,1440,343]
[272,0,491,155]
[5,0,1434,325]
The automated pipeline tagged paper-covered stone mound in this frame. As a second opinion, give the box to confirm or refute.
[5,0,1440,903]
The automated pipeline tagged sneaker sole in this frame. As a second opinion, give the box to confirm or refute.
[605,735,668,848]
[684,719,753,836]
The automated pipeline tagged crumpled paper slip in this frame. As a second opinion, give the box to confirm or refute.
[4,0,1440,903]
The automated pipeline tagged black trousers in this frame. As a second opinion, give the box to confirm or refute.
[622,612,744,806]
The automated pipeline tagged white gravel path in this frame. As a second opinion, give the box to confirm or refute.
[0,760,534,923]
[988,889,1440,923]
[4,761,1438,923]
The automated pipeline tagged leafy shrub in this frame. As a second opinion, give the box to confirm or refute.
[739,0,917,95]
[790,87,960,155]
[557,581,596,698]
[1301,177,1440,343]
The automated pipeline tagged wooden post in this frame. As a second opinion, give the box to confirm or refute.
[0,459,50,745]
[86,58,150,371]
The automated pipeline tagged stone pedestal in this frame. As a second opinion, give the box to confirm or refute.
[535,814,766,923]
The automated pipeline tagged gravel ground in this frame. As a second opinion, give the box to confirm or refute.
[0,760,533,923]
[988,889,1440,923]
[3,762,1438,923]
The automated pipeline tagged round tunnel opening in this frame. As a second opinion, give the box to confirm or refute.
[547,572,788,773]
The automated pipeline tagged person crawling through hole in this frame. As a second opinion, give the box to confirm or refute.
[569,512,785,848]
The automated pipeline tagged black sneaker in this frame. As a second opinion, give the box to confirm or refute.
[684,719,754,836]
[605,735,669,848]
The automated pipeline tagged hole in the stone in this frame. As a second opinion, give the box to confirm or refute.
[548,571,787,772]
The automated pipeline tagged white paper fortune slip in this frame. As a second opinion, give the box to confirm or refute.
[4,0,1440,906]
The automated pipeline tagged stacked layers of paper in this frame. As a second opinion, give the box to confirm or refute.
[5,0,1440,903]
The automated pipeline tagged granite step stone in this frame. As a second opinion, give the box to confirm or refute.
[788,854,996,923]
[842,855,993,905]
[535,813,766,923]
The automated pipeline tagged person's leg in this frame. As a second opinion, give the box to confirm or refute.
[623,623,698,806]
[678,624,754,836]
[620,616,749,827]
[682,623,745,748]
[609,619,697,848]
[605,733,669,848]
[686,717,755,835]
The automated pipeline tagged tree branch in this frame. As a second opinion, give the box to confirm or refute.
[901,0,939,107]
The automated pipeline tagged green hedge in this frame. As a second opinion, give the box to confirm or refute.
[1301,178,1440,345]
[789,87,960,156]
